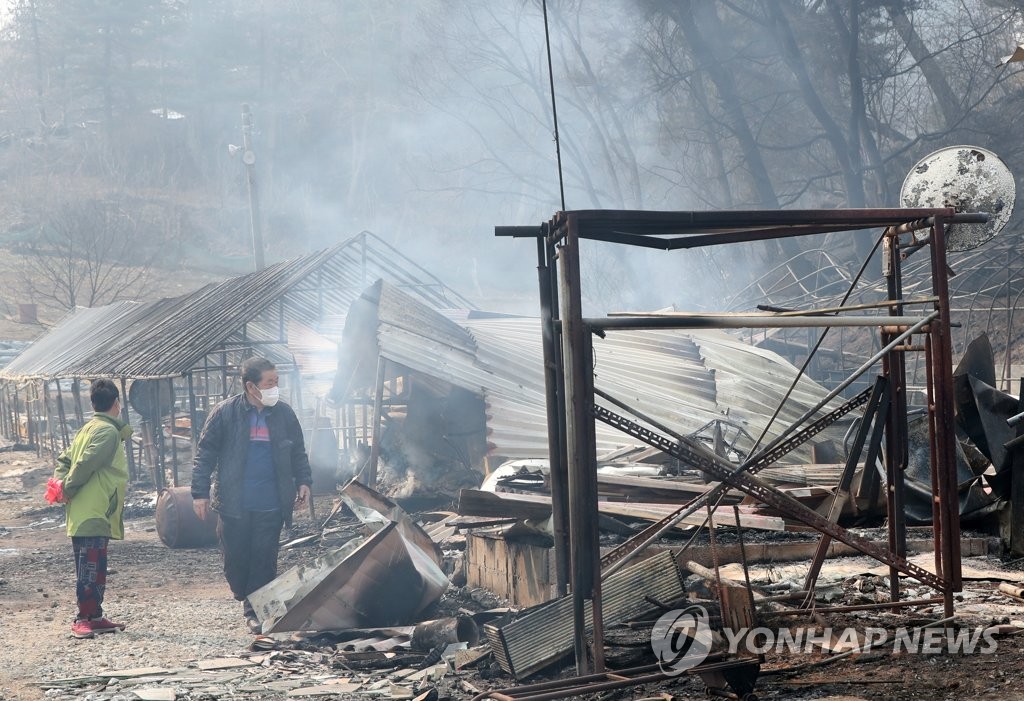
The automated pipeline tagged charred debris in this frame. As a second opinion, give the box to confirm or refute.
[9,198,1024,700]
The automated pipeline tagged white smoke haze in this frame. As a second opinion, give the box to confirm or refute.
[0,0,1020,326]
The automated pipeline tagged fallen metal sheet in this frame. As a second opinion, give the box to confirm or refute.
[484,549,684,680]
[340,479,443,564]
[248,521,449,633]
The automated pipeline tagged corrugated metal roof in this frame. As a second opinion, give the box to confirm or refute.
[1,233,473,381]
[360,283,847,463]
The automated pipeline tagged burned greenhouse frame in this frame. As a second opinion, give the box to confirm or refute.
[0,232,473,495]
[496,207,987,675]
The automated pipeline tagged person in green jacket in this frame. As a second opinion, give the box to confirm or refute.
[52,379,133,639]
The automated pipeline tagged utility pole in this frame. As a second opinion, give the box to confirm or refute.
[241,103,265,271]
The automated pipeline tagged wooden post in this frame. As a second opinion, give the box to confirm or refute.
[0,384,8,439]
[72,379,84,428]
[187,372,199,452]
[13,386,22,444]
[30,384,39,456]
[365,355,386,488]
[41,380,56,455]
[169,381,179,488]
[119,378,136,483]
[55,379,70,449]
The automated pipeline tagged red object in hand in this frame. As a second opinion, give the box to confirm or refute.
[44,477,65,504]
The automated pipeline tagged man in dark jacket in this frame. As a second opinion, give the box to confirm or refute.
[191,357,312,633]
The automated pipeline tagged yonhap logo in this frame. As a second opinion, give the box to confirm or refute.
[650,605,714,675]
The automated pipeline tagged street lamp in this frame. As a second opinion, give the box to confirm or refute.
[228,104,265,271]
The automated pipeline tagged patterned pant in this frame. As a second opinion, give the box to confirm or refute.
[72,536,109,620]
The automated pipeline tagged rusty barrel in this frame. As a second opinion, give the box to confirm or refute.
[156,486,219,548]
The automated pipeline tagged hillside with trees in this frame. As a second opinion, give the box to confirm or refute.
[0,1,1021,349]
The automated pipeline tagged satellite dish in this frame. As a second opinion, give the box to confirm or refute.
[900,145,1015,252]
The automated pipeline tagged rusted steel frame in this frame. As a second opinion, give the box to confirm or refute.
[766,297,939,317]
[771,597,945,616]
[494,225,545,238]
[537,235,569,595]
[469,658,753,701]
[706,501,726,625]
[928,218,963,612]
[888,212,988,237]
[923,333,945,589]
[592,403,947,591]
[580,223,864,251]
[733,504,758,626]
[584,314,931,330]
[557,220,604,674]
[599,385,873,575]
[598,310,938,574]
[858,377,890,516]
[551,207,961,232]
[802,376,890,604]
[539,209,969,251]
[882,233,908,604]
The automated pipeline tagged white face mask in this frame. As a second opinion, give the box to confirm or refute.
[257,386,280,407]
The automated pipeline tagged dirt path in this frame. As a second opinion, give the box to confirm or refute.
[0,449,268,701]
[7,446,1024,701]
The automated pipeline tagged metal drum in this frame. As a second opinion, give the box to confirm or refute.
[155,486,219,548]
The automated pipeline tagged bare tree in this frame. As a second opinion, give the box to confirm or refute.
[15,197,155,312]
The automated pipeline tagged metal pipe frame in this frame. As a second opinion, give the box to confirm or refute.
[557,222,604,674]
[536,234,570,595]
[501,206,971,680]
[928,217,963,612]
[584,314,932,330]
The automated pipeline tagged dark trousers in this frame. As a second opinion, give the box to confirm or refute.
[217,510,283,618]
[72,536,109,621]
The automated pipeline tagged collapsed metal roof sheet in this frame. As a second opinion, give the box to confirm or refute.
[1,233,473,381]
[344,282,847,462]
